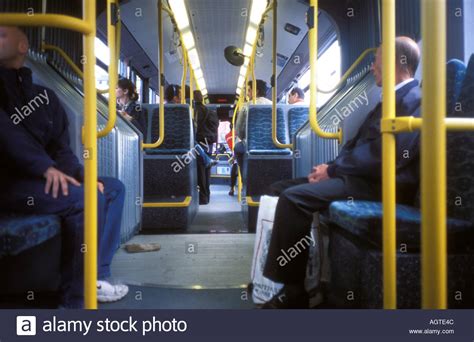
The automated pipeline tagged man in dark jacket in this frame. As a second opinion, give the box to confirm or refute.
[261,37,422,309]
[0,26,128,308]
[194,90,218,204]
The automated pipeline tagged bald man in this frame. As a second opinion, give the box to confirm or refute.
[260,37,422,309]
[0,27,129,308]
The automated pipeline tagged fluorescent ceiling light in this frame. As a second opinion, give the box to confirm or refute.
[182,31,195,50]
[243,57,250,67]
[194,67,203,80]
[243,43,253,57]
[239,66,247,77]
[197,77,206,90]
[201,88,208,96]
[245,26,258,45]
[237,74,245,88]
[188,48,201,69]
[236,87,242,95]
[169,0,190,30]
[249,0,267,25]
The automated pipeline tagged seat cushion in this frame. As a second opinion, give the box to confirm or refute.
[329,201,473,251]
[0,215,61,257]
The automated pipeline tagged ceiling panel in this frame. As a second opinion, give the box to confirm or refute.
[187,0,251,94]
[120,0,311,95]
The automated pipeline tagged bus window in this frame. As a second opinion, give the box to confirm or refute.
[298,40,341,107]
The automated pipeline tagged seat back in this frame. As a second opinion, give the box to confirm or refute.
[446,55,474,223]
[246,105,290,155]
[145,104,193,154]
[286,105,309,140]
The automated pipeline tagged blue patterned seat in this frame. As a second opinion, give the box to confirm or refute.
[0,215,61,258]
[145,105,193,155]
[329,58,472,240]
[329,200,472,250]
[287,106,309,138]
[246,105,291,155]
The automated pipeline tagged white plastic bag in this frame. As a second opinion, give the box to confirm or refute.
[250,195,283,304]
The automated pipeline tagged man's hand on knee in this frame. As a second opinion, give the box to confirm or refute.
[307,164,330,184]
[43,167,81,198]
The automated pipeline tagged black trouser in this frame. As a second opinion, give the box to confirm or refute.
[197,141,212,204]
[263,176,380,285]
[230,162,238,189]
[234,141,245,175]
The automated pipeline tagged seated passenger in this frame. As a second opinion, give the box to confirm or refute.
[0,26,128,308]
[234,79,272,170]
[116,78,147,136]
[260,37,422,309]
[165,84,181,104]
[288,87,305,104]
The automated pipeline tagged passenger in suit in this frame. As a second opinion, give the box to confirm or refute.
[0,26,128,308]
[116,78,147,136]
[261,36,422,309]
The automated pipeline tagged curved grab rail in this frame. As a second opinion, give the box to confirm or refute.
[271,0,292,149]
[142,0,165,149]
[308,0,342,144]
[97,0,119,138]
[317,47,377,94]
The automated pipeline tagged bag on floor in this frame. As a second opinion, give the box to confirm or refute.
[250,199,325,304]
[250,195,283,304]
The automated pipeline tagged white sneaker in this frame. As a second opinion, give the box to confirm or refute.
[97,280,129,303]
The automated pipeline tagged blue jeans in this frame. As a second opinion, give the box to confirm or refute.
[1,177,125,308]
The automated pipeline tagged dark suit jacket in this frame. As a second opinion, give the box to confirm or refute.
[327,80,421,203]
[0,67,83,183]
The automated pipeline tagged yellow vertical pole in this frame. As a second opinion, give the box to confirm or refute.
[251,55,257,104]
[421,0,447,309]
[104,0,118,135]
[83,0,98,309]
[307,0,341,142]
[181,50,188,104]
[190,67,194,118]
[381,0,397,310]
[142,0,165,149]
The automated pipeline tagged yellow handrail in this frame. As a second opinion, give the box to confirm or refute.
[97,0,119,139]
[142,0,165,149]
[0,14,92,34]
[271,0,292,149]
[0,3,99,311]
[421,0,447,309]
[190,68,194,118]
[246,196,260,207]
[317,47,377,94]
[381,116,474,133]
[41,43,84,77]
[42,9,121,139]
[308,0,342,144]
[381,0,397,309]
[181,49,188,104]
[143,196,192,208]
[251,55,257,104]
